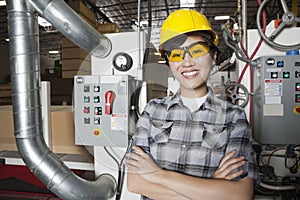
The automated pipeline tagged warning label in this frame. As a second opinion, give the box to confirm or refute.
[264,79,282,96]
[111,113,127,131]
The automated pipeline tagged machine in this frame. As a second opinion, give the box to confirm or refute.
[252,55,300,144]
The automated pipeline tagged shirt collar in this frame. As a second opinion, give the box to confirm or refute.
[167,87,225,113]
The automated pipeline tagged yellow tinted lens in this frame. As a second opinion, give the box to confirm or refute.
[169,49,185,62]
[188,43,209,58]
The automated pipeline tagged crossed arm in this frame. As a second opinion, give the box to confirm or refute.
[126,146,254,200]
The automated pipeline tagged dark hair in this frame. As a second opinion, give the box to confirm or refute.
[161,31,219,63]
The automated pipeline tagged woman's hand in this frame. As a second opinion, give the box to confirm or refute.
[125,146,164,184]
[213,150,246,180]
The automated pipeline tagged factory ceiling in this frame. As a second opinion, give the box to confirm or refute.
[0,0,299,64]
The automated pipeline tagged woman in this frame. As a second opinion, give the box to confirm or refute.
[126,9,258,200]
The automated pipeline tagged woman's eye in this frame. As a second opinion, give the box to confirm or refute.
[192,49,203,54]
[171,53,181,58]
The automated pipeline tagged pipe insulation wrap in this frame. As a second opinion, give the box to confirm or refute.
[7,0,117,199]
[27,0,112,58]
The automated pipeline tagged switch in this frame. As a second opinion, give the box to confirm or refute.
[105,90,115,115]
[295,71,300,78]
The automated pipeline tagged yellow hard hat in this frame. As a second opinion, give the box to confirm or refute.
[159,9,218,51]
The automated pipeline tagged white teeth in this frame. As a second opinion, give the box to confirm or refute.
[182,71,198,77]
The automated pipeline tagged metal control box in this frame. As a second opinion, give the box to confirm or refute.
[74,75,137,147]
[252,55,300,144]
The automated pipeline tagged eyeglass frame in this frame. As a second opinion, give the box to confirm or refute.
[163,41,211,62]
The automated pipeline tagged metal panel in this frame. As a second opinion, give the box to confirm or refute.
[252,55,300,144]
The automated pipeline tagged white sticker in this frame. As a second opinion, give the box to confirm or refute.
[111,113,127,131]
[264,79,282,96]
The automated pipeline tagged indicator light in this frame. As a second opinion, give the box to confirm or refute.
[296,83,300,91]
[83,107,90,114]
[84,85,90,92]
[283,72,290,79]
[277,61,284,67]
[271,72,278,79]
[94,86,100,92]
[94,96,100,103]
[84,96,90,103]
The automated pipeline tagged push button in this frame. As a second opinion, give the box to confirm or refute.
[93,128,101,137]
[293,106,300,114]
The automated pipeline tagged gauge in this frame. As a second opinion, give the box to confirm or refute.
[112,52,133,72]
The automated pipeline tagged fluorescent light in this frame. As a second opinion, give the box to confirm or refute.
[48,50,59,54]
[214,16,230,21]
[0,1,6,6]
[158,60,166,64]
[38,16,52,27]
[180,0,195,8]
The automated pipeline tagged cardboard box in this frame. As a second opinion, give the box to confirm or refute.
[51,106,90,155]
[61,47,90,60]
[95,22,122,34]
[0,106,16,151]
[0,106,90,155]
[62,58,91,71]
[62,69,90,78]
[0,84,11,98]
[67,0,96,25]
[61,37,77,48]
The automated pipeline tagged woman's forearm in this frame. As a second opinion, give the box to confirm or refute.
[127,172,189,200]
[157,169,254,200]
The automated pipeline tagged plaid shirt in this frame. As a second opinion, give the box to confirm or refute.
[133,89,258,200]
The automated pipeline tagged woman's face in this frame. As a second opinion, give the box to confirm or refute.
[168,35,215,96]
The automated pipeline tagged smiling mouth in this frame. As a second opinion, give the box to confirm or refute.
[182,70,199,78]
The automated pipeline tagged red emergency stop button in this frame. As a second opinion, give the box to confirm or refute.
[293,106,300,114]
[93,128,101,137]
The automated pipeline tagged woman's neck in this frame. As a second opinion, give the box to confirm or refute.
[180,85,208,98]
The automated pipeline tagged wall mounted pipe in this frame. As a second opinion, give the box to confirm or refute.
[6,0,116,199]
[27,0,112,58]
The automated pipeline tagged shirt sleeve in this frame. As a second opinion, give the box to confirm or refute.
[225,109,259,181]
[131,103,152,154]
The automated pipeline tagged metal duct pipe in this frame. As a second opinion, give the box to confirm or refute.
[27,0,111,58]
[6,0,116,199]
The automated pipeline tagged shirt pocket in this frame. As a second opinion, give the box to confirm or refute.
[150,120,173,144]
[202,124,228,150]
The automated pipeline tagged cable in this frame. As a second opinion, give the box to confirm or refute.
[103,139,134,200]
[103,146,126,200]
[259,181,296,191]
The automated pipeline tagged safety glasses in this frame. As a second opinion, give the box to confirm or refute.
[165,42,210,62]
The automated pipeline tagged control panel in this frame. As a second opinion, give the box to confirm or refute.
[252,55,300,144]
[74,75,136,147]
